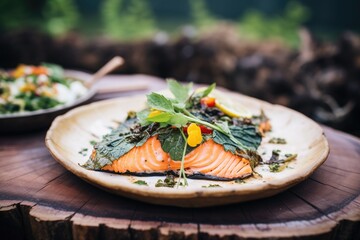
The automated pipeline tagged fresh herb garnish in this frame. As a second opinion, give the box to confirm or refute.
[269,137,287,144]
[133,180,148,186]
[267,151,297,172]
[155,175,177,188]
[89,140,97,146]
[269,163,282,172]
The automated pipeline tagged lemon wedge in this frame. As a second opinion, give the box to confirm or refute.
[209,89,252,118]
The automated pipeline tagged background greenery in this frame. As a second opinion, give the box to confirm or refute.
[0,0,359,47]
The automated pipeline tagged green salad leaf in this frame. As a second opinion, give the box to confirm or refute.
[157,128,194,161]
[167,79,192,103]
[147,92,174,112]
[198,83,216,98]
[212,125,261,154]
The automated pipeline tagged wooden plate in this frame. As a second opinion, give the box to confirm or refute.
[0,70,95,134]
[45,90,329,207]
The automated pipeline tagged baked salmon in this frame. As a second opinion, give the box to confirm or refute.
[100,136,252,180]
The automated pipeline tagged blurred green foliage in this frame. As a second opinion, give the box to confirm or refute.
[238,1,310,47]
[101,0,156,40]
[43,0,79,35]
[0,0,79,35]
[0,0,30,30]
[0,0,309,46]
[189,0,217,30]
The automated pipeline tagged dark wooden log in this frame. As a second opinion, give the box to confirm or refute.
[0,75,360,239]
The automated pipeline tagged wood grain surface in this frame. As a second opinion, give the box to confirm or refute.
[1,75,360,240]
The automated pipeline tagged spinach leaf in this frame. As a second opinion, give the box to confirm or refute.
[212,125,261,153]
[229,125,262,150]
[157,128,194,161]
[82,118,153,170]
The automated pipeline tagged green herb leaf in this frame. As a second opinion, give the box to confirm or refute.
[199,83,216,97]
[229,125,262,150]
[134,180,148,186]
[167,79,192,103]
[158,128,194,161]
[212,125,261,153]
[147,93,174,112]
[137,109,151,126]
[215,121,230,134]
[167,113,189,127]
[269,163,282,172]
[267,151,297,172]
[147,111,173,122]
[212,130,238,153]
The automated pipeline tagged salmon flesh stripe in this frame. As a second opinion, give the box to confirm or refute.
[100,136,252,180]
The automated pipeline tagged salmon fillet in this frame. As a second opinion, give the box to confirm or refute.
[100,136,252,180]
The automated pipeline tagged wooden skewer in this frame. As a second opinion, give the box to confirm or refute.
[85,56,125,88]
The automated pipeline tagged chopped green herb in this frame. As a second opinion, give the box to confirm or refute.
[89,140,97,146]
[268,152,297,172]
[78,148,88,156]
[269,163,281,172]
[155,175,177,188]
[235,179,246,184]
[133,180,148,186]
[269,137,287,144]
[202,184,222,188]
